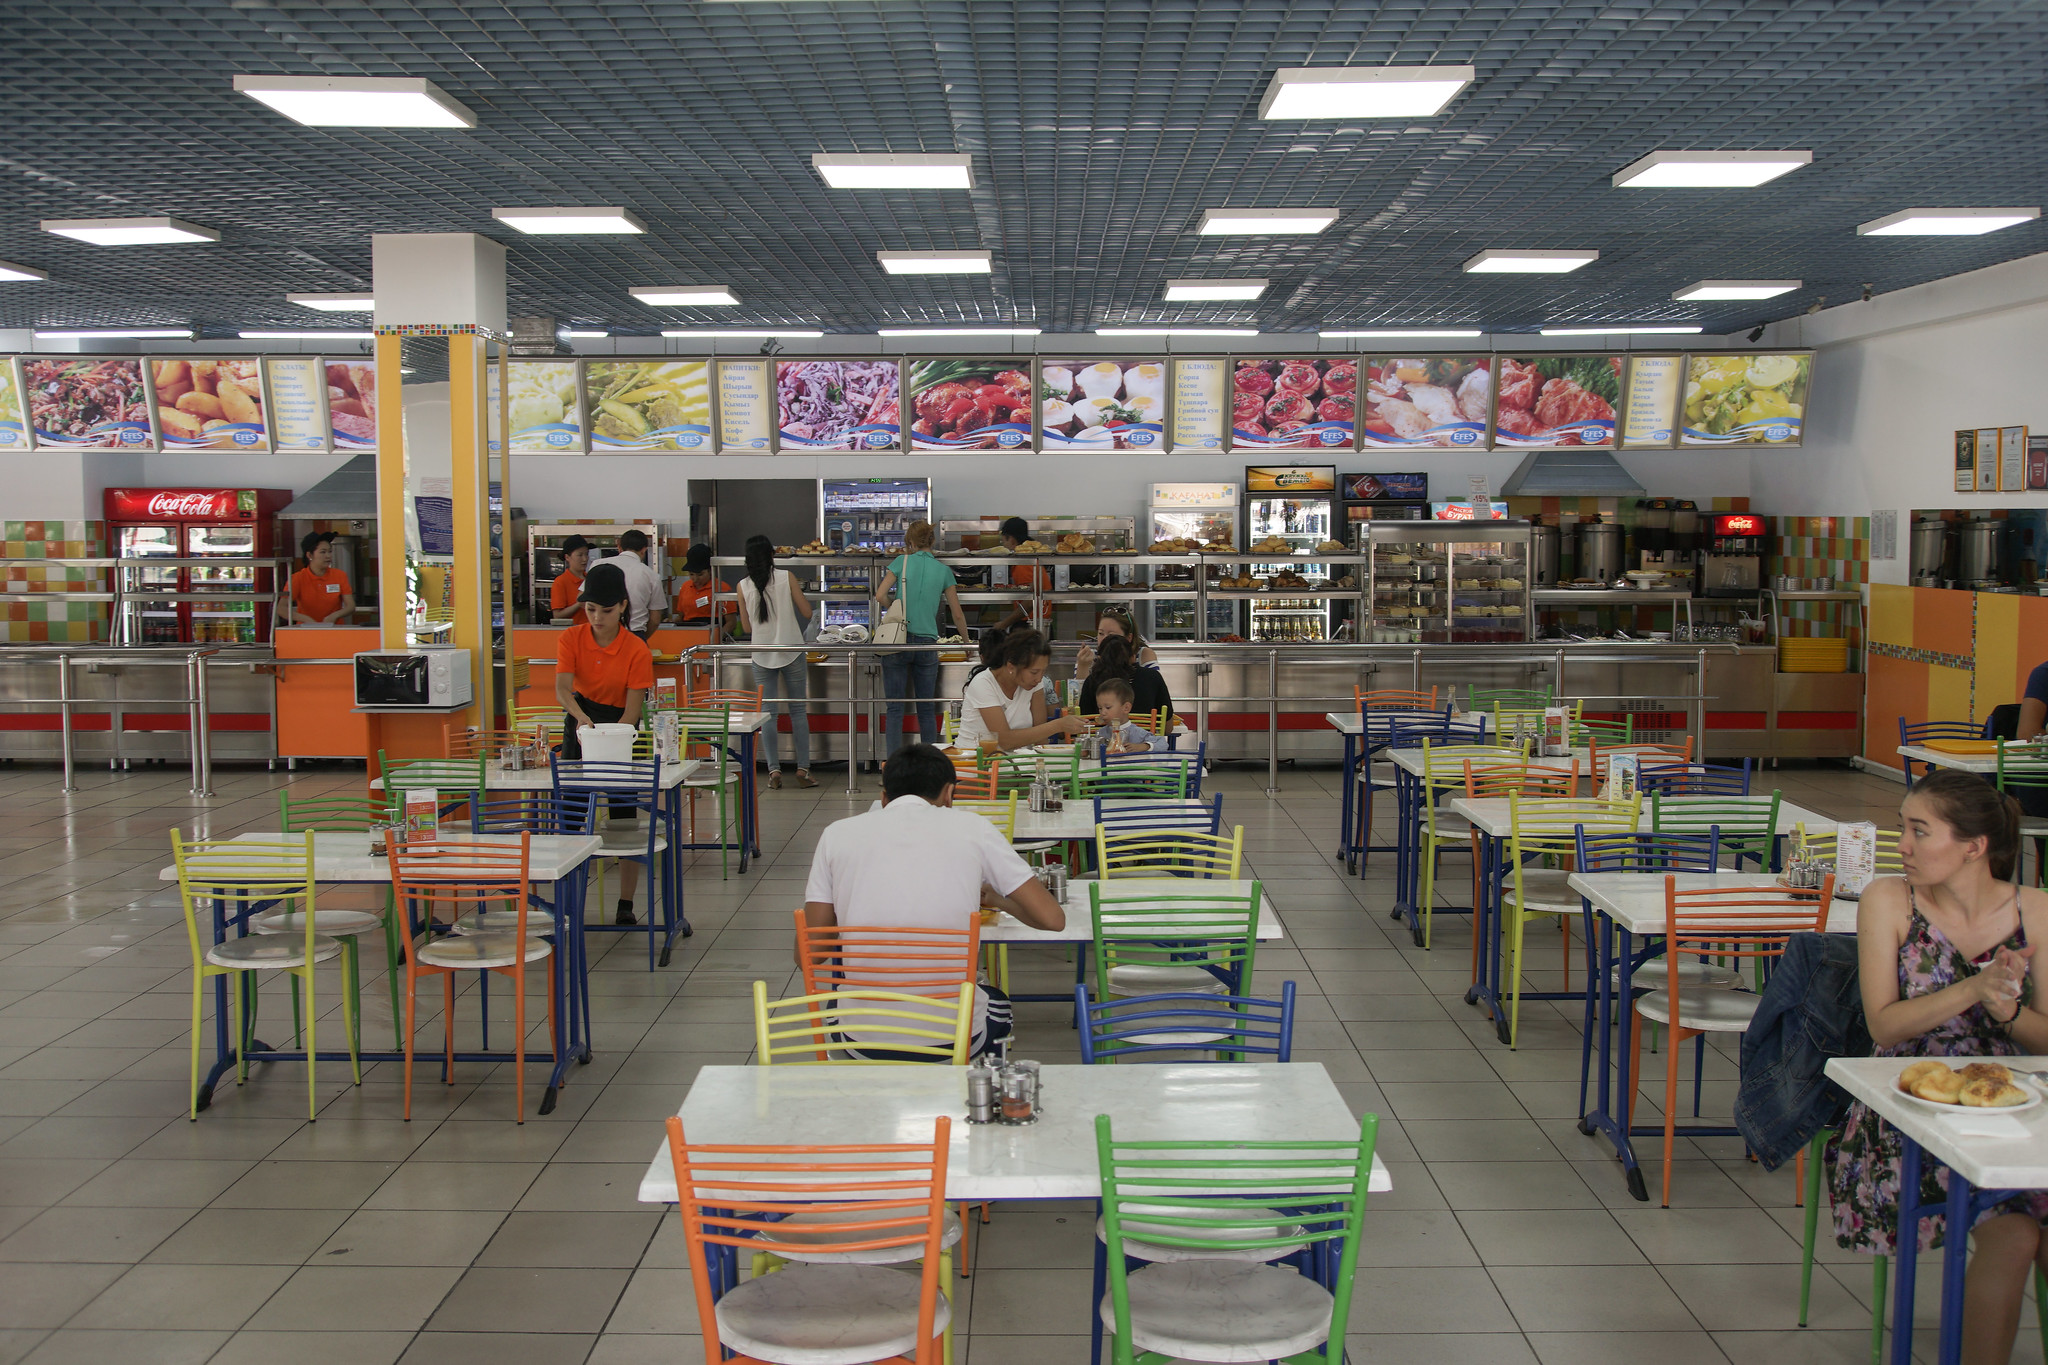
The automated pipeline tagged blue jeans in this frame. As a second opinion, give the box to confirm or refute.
[881,635,941,758]
[751,658,813,770]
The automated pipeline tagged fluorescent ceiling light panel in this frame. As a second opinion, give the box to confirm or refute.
[1539,325,1703,336]
[1163,279,1268,301]
[1463,249,1598,273]
[813,154,973,190]
[876,326,1041,337]
[34,328,192,339]
[287,292,374,311]
[0,261,47,282]
[1320,328,1483,339]
[558,330,608,338]
[1672,280,1800,301]
[1612,150,1811,188]
[42,217,219,246]
[233,74,476,129]
[1198,208,1337,235]
[1258,65,1475,119]
[629,286,740,306]
[239,330,373,339]
[877,250,992,274]
[662,329,825,338]
[493,207,645,235]
[1095,327,1260,337]
[1857,207,2040,236]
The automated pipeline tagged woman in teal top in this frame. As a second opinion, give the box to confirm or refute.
[877,520,972,756]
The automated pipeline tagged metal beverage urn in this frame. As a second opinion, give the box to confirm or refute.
[1574,516,1624,584]
[1530,521,1560,586]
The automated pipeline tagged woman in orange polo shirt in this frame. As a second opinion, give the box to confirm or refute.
[672,543,737,637]
[555,562,655,925]
[288,531,354,626]
[549,535,591,624]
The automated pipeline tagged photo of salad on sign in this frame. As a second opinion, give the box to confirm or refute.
[1040,360,1164,450]
[905,359,1032,451]
[1680,354,1811,445]
[777,360,899,450]
[1492,356,1619,447]
[1360,356,1490,448]
[24,358,152,447]
[1231,358,1355,449]
[587,360,712,450]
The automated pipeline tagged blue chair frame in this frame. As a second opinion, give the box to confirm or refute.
[1898,718,1986,789]
[1075,981,1295,1063]
[1636,759,1754,796]
[1093,792,1224,838]
[552,756,686,971]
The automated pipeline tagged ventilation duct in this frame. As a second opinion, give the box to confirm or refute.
[1500,448,1645,498]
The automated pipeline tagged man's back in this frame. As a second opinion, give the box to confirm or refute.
[807,795,1030,929]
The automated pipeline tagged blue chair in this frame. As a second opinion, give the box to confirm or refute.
[1075,981,1295,1063]
[1082,748,1204,800]
[471,790,600,836]
[1899,718,1985,789]
[1093,792,1224,838]
[1636,759,1753,796]
[552,756,684,969]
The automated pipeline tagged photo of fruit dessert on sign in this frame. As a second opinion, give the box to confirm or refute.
[1492,356,1619,447]
[1040,359,1165,450]
[1361,356,1490,448]
[1231,358,1355,449]
[905,359,1033,451]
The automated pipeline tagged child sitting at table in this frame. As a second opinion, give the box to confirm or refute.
[1089,677,1168,754]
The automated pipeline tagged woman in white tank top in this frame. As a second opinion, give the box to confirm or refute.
[739,535,817,787]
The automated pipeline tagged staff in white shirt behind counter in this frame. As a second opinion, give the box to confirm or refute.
[610,528,665,640]
[953,628,1087,753]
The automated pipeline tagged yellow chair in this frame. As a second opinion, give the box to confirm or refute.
[955,793,1019,839]
[1492,700,1581,750]
[1498,792,1641,1048]
[1792,822,1904,875]
[1095,825,1244,880]
[174,831,359,1121]
[1414,740,1532,949]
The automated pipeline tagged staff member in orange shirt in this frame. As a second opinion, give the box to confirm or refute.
[288,532,354,626]
[672,544,737,637]
[549,535,591,624]
[555,561,656,925]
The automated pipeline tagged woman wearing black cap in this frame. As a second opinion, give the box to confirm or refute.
[672,543,737,638]
[549,535,592,624]
[554,561,655,924]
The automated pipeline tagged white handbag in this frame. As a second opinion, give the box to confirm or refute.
[872,596,909,645]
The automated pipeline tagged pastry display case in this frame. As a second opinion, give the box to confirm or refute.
[1363,520,1531,644]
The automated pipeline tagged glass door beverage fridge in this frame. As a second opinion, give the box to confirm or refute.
[105,488,291,644]
[817,477,931,631]
[1242,465,1336,642]
[1146,482,1238,642]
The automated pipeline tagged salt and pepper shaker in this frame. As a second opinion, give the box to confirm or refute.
[964,1063,996,1124]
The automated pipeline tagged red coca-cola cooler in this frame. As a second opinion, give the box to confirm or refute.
[104,488,292,644]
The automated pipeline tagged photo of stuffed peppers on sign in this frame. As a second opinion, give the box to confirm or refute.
[1040,360,1164,450]
[1360,356,1490,448]
[1680,353,1811,445]
[776,360,900,450]
[1231,358,1355,449]
[905,359,1032,450]
[150,359,266,449]
[1491,356,1619,447]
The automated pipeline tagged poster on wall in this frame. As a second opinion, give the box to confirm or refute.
[1679,354,1811,445]
[1359,356,1488,448]
[1493,356,1619,447]
[266,357,327,451]
[149,359,267,450]
[775,359,900,451]
[586,360,711,451]
[1954,430,1977,492]
[485,360,501,456]
[22,358,152,448]
[2000,425,2028,492]
[717,359,772,451]
[1975,426,2000,492]
[1040,359,1164,450]
[904,359,1031,450]
[1620,355,1683,448]
[2028,434,2048,491]
[1170,358,1227,452]
[506,361,582,452]
[416,477,454,557]
[326,360,378,449]
[0,357,28,448]
[1231,358,1355,449]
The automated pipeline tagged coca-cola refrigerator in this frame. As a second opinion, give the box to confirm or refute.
[104,488,292,644]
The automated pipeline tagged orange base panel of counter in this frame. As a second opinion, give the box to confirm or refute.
[275,627,461,765]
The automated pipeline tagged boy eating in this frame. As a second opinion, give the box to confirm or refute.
[1090,677,1168,754]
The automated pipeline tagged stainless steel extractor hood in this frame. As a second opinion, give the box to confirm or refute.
[277,452,379,520]
[1500,448,1645,497]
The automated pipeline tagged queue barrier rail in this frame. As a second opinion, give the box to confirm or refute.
[0,646,223,795]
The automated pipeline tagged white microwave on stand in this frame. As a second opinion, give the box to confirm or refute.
[354,648,474,708]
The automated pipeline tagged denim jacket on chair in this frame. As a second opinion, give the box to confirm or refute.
[1734,931,1870,1171]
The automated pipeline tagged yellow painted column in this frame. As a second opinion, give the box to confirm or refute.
[374,331,409,650]
[448,332,494,735]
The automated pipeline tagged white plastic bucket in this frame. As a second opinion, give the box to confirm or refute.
[578,722,638,765]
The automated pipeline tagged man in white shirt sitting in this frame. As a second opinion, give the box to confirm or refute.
[802,744,1065,1057]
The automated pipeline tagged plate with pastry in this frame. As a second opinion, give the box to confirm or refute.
[1894,1059,2042,1112]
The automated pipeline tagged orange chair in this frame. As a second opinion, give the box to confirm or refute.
[684,686,764,710]
[1588,737,1693,789]
[1356,685,1440,711]
[795,913,983,1001]
[665,1113,952,1365]
[387,834,556,1122]
[1627,874,1832,1207]
[443,723,495,761]
[948,765,1000,800]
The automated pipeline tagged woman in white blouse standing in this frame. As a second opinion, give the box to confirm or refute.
[739,535,817,788]
[953,629,1087,753]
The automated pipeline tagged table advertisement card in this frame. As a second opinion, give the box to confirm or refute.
[905,359,1031,450]
[586,360,711,451]
[22,357,153,448]
[266,356,327,451]
[1620,355,1683,448]
[1230,358,1356,450]
[1680,354,1810,445]
[326,360,378,449]
[1170,358,1227,452]
[1040,359,1164,450]
[1954,429,1977,492]
[1359,356,1489,448]
[717,359,772,451]
[507,360,584,453]
[1835,821,1877,898]
[150,358,267,450]
[1493,356,1619,447]
[1975,427,1999,492]
[2000,425,2028,492]
[774,359,899,451]
[0,357,27,448]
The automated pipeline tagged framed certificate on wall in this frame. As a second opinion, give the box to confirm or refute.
[2000,425,2028,491]
[1976,427,2000,491]
[1955,429,1976,492]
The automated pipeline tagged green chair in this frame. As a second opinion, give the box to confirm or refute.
[1093,1110,1379,1365]
[1994,742,2048,884]
[278,790,405,1051]
[1469,684,1552,713]
[1570,713,1635,748]
[1650,790,1783,871]
[1414,741,1533,949]
[1089,880,1260,1000]
[674,704,743,880]
[378,752,487,826]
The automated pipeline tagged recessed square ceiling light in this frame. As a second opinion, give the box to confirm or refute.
[1258,65,1476,119]
[629,286,740,306]
[1095,327,1261,337]
[42,217,219,246]
[233,75,476,128]
[1319,328,1484,339]
[1672,280,1801,301]
[287,292,374,311]
[813,154,974,190]
[1538,324,1703,336]
[875,326,1040,337]
[493,207,645,235]
[877,250,993,274]
[34,328,192,339]
[1463,249,1598,274]
[1857,207,2040,236]
[0,261,47,282]
[662,329,827,338]
[1163,279,1268,301]
[1612,150,1811,188]
[1198,208,1337,235]
[239,330,374,340]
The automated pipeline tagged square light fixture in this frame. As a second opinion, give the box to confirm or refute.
[1319,328,1483,339]
[877,250,992,274]
[875,326,1040,337]
[558,329,609,338]
[1163,279,1268,301]
[0,261,47,282]
[662,329,826,338]
[629,286,740,306]
[1672,280,1801,301]
[34,328,192,339]
[1612,150,1811,188]
[1258,65,1475,119]
[239,330,373,340]
[1198,208,1337,235]
[1538,324,1703,336]
[42,217,219,246]
[493,207,645,235]
[814,154,973,190]
[1857,207,2040,236]
[233,75,476,128]
[1463,249,1598,274]
[1095,327,1260,337]
[287,292,374,311]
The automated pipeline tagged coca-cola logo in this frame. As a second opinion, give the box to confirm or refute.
[145,493,223,517]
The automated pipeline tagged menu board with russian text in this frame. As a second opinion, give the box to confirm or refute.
[0,358,27,448]
[775,359,900,451]
[587,360,711,451]
[905,359,1031,450]
[266,357,326,451]
[506,360,583,453]
[1620,355,1683,448]
[1170,358,1226,452]
[1231,358,1355,449]
[1680,354,1811,446]
[23,358,152,448]
[1360,356,1488,448]
[1493,356,1619,447]
[718,359,772,451]
[150,358,267,450]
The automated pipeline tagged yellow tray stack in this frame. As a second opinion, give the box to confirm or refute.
[1778,637,1850,673]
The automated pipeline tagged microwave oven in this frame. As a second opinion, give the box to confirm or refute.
[354,649,474,708]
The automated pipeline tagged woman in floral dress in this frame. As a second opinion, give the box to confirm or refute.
[1828,770,2048,1364]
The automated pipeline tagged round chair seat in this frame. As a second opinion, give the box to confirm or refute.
[768,1206,964,1264]
[598,830,669,857]
[1106,964,1227,998]
[1101,1259,1332,1362]
[1634,985,1760,1033]
[715,1260,950,1365]
[205,933,342,970]
[1506,866,1579,913]
[251,907,385,938]
[1422,816,1472,840]
[1096,1207,1307,1264]
[418,933,553,970]
[1612,958,1740,992]
[1116,1029,1231,1050]
[453,908,553,938]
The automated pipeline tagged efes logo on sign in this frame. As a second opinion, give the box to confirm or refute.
[1244,465,1337,494]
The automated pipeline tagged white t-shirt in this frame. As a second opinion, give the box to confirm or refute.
[955,668,1036,748]
[740,570,806,670]
[610,550,662,631]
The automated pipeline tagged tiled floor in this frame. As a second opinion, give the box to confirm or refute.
[0,754,2037,1365]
